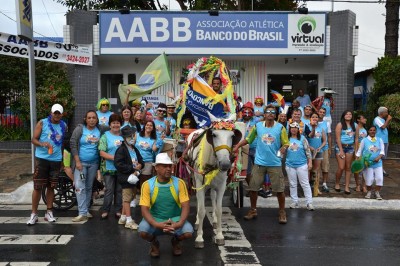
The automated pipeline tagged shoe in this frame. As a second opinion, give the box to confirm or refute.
[344,190,351,195]
[171,236,182,256]
[27,213,38,225]
[130,200,137,208]
[244,209,257,220]
[86,212,93,218]
[307,203,315,211]
[322,184,329,193]
[383,172,389,177]
[72,215,88,222]
[118,216,127,225]
[289,202,299,209]
[278,210,287,224]
[365,191,372,199]
[258,189,271,198]
[125,220,138,230]
[334,188,341,192]
[44,211,56,222]
[149,239,160,258]
[100,212,108,220]
[115,212,121,219]
[375,191,383,200]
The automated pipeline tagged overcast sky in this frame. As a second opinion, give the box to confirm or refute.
[0,0,388,73]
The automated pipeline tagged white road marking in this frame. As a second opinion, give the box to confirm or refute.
[0,235,73,245]
[0,217,87,224]
[0,262,50,266]
[205,207,261,265]
[0,205,101,211]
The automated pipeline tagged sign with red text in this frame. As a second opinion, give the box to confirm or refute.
[0,32,92,66]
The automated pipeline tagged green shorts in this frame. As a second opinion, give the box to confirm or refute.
[249,165,285,193]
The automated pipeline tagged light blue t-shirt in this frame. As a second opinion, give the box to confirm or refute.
[340,125,355,145]
[318,120,329,152]
[166,117,176,137]
[154,119,168,139]
[244,118,258,149]
[357,127,368,143]
[35,118,65,162]
[361,137,383,168]
[104,131,123,171]
[286,136,308,168]
[322,98,331,117]
[254,122,283,167]
[97,110,112,126]
[79,126,100,163]
[373,116,389,144]
[128,147,139,168]
[296,95,311,107]
[135,134,156,162]
[306,124,324,150]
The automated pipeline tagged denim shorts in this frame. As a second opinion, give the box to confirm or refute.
[138,218,194,237]
[335,144,354,154]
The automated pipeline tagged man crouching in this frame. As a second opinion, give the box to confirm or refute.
[138,153,193,258]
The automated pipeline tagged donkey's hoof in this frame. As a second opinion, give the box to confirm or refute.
[194,224,199,231]
[195,241,204,249]
[215,238,225,246]
[212,223,217,229]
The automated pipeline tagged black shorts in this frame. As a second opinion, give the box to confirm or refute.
[33,158,61,190]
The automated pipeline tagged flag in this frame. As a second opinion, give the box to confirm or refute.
[185,75,225,127]
[118,53,171,102]
[270,90,285,107]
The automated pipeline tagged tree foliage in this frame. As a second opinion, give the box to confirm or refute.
[54,0,299,11]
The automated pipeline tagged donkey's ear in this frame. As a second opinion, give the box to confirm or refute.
[232,129,242,146]
[206,129,214,145]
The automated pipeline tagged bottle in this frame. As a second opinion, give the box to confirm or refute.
[48,145,53,155]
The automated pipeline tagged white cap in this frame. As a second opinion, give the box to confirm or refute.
[153,152,173,166]
[51,104,64,114]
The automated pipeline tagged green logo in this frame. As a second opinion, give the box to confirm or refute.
[297,16,316,34]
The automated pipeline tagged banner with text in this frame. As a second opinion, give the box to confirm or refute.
[99,11,326,55]
[0,32,93,66]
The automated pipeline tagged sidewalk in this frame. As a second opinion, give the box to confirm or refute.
[1,152,399,207]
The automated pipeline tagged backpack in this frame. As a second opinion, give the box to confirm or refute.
[148,176,181,208]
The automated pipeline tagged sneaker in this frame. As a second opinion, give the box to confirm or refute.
[289,202,299,209]
[125,220,138,230]
[307,203,315,211]
[171,236,182,256]
[278,210,287,224]
[265,190,273,197]
[130,200,137,208]
[365,191,372,199]
[118,216,127,225]
[149,239,160,258]
[72,215,88,222]
[26,213,38,225]
[86,212,93,218]
[375,191,383,200]
[258,189,272,198]
[244,209,257,220]
[383,171,389,177]
[322,184,329,193]
[44,211,56,222]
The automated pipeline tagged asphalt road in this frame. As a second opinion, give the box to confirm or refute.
[1,204,400,266]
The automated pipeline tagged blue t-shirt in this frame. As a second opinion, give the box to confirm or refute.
[104,131,123,171]
[361,137,383,168]
[244,118,258,149]
[340,125,355,145]
[79,126,100,163]
[357,127,368,143]
[306,124,324,150]
[322,98,332,117]
[135,134,156,162]
[254,122,283,167]
[35,118,65,162]
[154,119,168,139]
[166,116,176,137]
[373,116,388,144]
[97,110,112,126]
[318,120,329,152]
[128,147,139,168]
[286,136,308,168]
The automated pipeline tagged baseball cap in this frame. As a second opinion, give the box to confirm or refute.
[51,104,63,114]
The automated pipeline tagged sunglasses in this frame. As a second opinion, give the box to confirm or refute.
[264,110,276,114]
[101,104,109,106]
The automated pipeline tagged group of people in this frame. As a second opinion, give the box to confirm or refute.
[25,84,392,257]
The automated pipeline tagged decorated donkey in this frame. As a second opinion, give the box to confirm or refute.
[185,113,242,248]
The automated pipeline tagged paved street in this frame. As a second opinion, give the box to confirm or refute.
[1,202,400,266]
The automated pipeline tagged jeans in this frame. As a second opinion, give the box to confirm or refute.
[138,219,193,237]
[101,173,122,213]
[74,162,99,216]
[286,164,312,205]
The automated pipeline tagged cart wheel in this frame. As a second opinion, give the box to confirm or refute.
[42,172,77,211]
[232,180,243,208]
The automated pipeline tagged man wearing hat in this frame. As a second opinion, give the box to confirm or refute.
[311,87,337,130]
[138,153,193,257]
[114,126,144,230]
[165,102,177,137]
[27,104,67,225]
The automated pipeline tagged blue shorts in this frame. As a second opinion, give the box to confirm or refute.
[335,144,354,154]
[138,219,193,237]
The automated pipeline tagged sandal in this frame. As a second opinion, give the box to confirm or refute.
[355,185,361,192]
[101,212,108,220]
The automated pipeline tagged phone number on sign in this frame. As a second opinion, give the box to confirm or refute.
[66,55,90,63]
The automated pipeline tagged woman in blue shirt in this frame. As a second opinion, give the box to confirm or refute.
[355,114,368,193]
[334,110,355,194]
[286,122,314,210]
[70,110,101,222]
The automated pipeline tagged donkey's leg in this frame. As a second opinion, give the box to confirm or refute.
[210,189,218,229]
[214,177,226,246]
[195,185,206,249]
